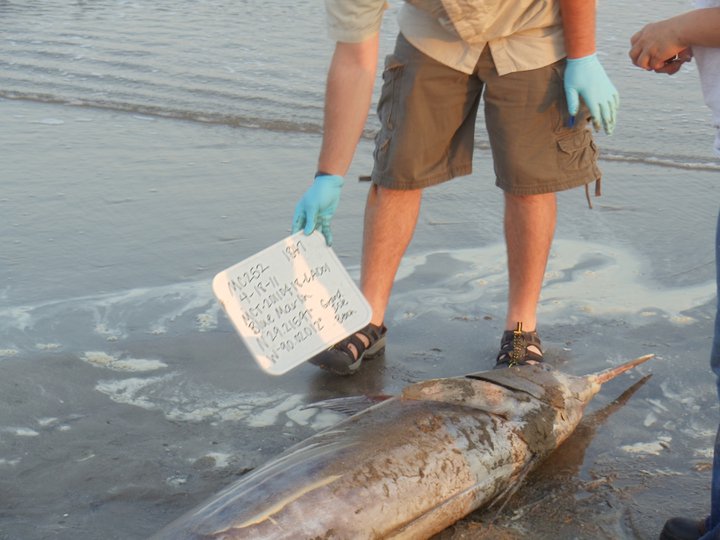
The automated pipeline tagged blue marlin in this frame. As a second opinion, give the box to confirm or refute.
[151,355,653,539]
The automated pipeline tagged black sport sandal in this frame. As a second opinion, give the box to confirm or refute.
[308,322,387,376]
[659,516,709,540]
[495,322,544,368]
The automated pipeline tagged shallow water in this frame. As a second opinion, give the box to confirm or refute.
[2,1,720,539]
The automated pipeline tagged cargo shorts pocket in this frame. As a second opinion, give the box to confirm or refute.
[374,54,405,163]
[555,128,598,172]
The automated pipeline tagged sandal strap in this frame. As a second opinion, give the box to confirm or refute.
[334,334,368,359]
[333,323,386,361]
[496,326,544,367]
[500,329,542,350]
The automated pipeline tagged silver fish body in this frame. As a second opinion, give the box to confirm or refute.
[151,356,652,539]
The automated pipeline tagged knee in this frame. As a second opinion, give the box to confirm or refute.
[504,192,557,210]
[371,184,423,202]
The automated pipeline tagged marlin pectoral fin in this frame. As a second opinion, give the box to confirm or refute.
[301,395,394,416]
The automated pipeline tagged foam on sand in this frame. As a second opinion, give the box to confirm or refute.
[81,351,168,372]
[94,373,342,429]
[390,239,715,325]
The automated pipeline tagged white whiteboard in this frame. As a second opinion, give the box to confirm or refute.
[212,231,372,375]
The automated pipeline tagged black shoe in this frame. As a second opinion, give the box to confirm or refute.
[308,322,387,376]
[659,516,708,540]
[494,322,544,369]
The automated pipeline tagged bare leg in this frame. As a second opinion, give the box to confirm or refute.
[309,184,421,369]
[503,192,557,332]
[361,184,423,326]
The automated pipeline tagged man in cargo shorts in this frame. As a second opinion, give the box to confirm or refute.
[292,0,619,375]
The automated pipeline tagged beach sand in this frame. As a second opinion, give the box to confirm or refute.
[2,98,719,539]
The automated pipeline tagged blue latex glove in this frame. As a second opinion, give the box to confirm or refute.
[292,174,344,246]
[564,53,620,135]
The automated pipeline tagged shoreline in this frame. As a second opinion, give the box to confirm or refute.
[1,97,718,540]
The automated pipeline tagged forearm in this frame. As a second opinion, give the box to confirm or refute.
[559,0,596,58]
[317,35,380,176]
[630,8,720,71]
[667,8,720,48]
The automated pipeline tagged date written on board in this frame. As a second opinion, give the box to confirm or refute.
[225,239,359,364]
[240,287,358,363]
[213,231,373,374]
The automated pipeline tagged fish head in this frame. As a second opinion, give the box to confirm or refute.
[401,364,600,454]
[403,364,598,411]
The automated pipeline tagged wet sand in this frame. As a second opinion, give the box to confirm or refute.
[1,98,719,539]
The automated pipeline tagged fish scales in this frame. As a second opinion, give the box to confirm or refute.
[151,357,653,539]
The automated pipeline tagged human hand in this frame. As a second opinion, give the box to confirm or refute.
[629,18,692,72]
[291,174,344,246]
[564,53,620,135]
[652,48,693,75]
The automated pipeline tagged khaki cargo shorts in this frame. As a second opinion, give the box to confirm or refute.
[370,33,601,195]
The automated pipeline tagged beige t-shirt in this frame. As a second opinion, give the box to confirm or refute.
[325,0,566,75]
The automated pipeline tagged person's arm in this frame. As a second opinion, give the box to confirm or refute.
[559,0,596,59]
[318,34,380,176]
[630,8,720,72]
[560,0,619,134]
[291,34,380,245]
